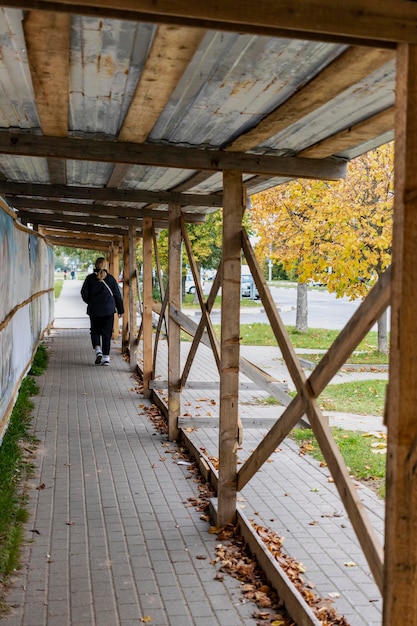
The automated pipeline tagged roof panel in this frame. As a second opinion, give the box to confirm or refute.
[0,6,398,226]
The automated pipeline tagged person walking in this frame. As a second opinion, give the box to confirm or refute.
[81,257,124,366]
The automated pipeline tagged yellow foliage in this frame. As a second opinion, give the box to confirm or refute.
[250,142,393,299]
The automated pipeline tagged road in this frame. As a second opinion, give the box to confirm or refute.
[193,284,389,330]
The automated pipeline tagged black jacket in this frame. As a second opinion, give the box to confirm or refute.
[81,270,124,317]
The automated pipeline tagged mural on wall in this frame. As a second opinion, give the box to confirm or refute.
[0,204,54,441]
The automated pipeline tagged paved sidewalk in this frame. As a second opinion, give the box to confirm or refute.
[2,281,385,625]
[4,329,261,626]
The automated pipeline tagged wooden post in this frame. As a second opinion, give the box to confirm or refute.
[122,235,129,354]
[110,243,120,340]
[383,44,417,625]
[217,170,243,528]
[142,217,153,397]
[128,227,137,369]
[168,204,181,440]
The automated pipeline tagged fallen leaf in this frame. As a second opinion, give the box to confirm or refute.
[344,561,357,567]
[140,617,152,623]
[36,483,46,490]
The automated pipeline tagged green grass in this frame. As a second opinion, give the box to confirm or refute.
[291,427,386,498]
[257,379,387,415]
[210,323,381,351]
[28,343,48,376]
[300,350,389,365]
[54,278,64,299]
[317,379,387,416]
[0,344,48,612]
[288,379,386,415]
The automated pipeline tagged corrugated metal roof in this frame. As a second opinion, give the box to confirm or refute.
[0,5,398,237]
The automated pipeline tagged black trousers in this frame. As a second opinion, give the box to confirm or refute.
[89,315,114,355]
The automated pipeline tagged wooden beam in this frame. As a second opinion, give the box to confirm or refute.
[0,133,347,180]
[167,204,182,440]
[23,10,70,185]
[180,261,222,388]
[19,217,131,236]
[3,0,417,46]
[142,218,153,397]
[128,227,138,369]
[1,182,222,209]
[383,44,417,625]
[109,243,120,340]
[121,235,129,354]
[228,47,395,153]
[17,210,142,229]
[108,24,205,187]
[300,106,395,159]
[217,170,242,528]
[237,267,391,491]
[42,236,114,250]
[8,197,207,222]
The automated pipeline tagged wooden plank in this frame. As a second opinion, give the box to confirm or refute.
[217,170,242,528]
[180,261,222,387]
[108,25,205,187]
[181,216,221,372]
[167,204,182,440]
[237,266,391,491]
[150,380,288,391]
[6,0,417,46]
[152,228,169,374]
[229,47,395,153]
[109,244,120,340]
[43,236,114,250]
[0,133,347,180]
[3,183,220,210]
[128,228,138,369]
[23,11,69,135]
[304,396,383,591]
[20,217,131,236]
[383,44,417,625]
[121,235,129,354]
[236,510,322,626]
[171,304,292,404]
[23,11,70,185]
[17,210,150,230]
[119,25,205,143]
[300,106,395,159]
[178,416,288,428]
[242,228,309,394]
[142,218,153,396]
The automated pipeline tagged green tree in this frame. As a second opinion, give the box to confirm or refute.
[155,210,222,300]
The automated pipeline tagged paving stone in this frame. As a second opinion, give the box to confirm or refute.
[1,290,385,625]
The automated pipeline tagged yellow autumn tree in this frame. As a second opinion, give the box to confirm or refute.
[250,142,393,347]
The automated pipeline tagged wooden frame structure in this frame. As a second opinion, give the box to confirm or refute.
[3,1,417,622]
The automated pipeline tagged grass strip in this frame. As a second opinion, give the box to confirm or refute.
[317,379,387,416]
[291,427,386,498]
[299,350,388,366]
[0,343,48,613]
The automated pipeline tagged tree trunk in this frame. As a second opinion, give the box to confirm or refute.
[296,282,308,332]
[377,308,388,354]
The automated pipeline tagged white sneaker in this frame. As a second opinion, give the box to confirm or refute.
[102,356,110,366]
[95,352,102,365]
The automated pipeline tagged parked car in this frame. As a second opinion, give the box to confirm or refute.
[241,274,259,299]
[185,275,196,294]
